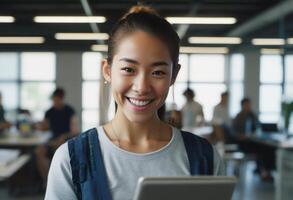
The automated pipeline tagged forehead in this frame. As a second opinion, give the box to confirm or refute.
[113,30,172,64]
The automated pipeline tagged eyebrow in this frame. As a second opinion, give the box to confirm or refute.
[119,58,169,67]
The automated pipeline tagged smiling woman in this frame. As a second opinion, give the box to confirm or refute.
[45,5,225,200]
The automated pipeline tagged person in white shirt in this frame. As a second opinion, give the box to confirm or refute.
[211,92,232,143]
[181,88,205,128]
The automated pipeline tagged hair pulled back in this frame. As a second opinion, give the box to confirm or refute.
[107,5,180,74]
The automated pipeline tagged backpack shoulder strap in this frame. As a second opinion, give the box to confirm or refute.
[67,128,112,200]
[181,130,214,175]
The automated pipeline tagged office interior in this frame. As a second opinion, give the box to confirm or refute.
[1,0,293,199]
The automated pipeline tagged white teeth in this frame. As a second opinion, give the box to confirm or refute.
[128,98,151,106]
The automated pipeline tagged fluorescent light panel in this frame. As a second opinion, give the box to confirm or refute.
[252,38,285,45]
[166,17,236,24]
[34,16,106,23]
[0,37,45,44]
[0,16,15,23]
[55,33,109,40]
[287,38,293,44]
[261,48,283,54]
[91,44,108,52]
[180,47,229,54]
[188,37,241,44]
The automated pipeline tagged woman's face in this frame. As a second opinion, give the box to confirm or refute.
[103,30,177,123]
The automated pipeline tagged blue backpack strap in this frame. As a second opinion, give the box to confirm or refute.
[68,128,112,200]
[181,131,214,175]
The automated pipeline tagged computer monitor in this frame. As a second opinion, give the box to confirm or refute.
[133,176,237,200]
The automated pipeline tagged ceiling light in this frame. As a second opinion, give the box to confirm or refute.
[55,33,109,40]
[0,16,15,23]
[34,16,106,23]
[188,37,241,44]
[252,38,285,45]
[0,37,45,44]
[179,47,229,54]
[287,38,293,44]
[166,17,236,24]
[91,44,108,52]
[260,48,284,54]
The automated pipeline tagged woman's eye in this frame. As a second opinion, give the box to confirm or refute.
[121,67,135,73]
[152,71,166,76]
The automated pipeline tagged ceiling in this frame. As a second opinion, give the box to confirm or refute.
[1,0,293,52]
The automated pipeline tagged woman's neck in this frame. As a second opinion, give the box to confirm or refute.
[111,114,164,142]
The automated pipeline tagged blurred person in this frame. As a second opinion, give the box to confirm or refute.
[232,97,274,180]
[211,92,232,143]
[35,87,78,186]
[181,88,204,128]
[0,92,11,132]
[232,97,259,137]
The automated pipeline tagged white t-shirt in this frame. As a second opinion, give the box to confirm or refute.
[212,103,230,126]
[45,126,225,200]
[181,101,204,127]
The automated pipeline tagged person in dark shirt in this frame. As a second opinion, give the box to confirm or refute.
[35,87,78,185]
[232,97,274,180]
[232,97,259,137]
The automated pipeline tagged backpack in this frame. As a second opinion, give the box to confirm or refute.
[68,128,213,200]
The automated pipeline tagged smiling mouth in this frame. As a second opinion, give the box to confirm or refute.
[126,97,153,107]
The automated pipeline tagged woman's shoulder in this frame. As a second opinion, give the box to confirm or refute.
[53,143,70,164]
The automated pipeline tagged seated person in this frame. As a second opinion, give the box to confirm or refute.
[232,97,274,180]
[35,87,79,185]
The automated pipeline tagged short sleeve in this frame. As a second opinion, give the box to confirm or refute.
[67,105,75,117]
[45,143,77,200]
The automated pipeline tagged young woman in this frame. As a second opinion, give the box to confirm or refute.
[45,5,225,200]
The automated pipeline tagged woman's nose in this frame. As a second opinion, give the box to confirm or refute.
[132,74,151,95]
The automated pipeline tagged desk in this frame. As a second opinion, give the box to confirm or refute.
[0,130,52,149]
[182,126,213,137]
[0,154,30,181]
[246,132,293,149]
[246,132,293,200]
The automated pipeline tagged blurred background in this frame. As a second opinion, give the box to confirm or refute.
[1,0,293,199]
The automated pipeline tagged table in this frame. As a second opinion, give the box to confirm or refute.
[182,126,213,137]
[246,132,293,149]
[0,154,31,181]
[0,130,52,149]
[245,132,293,200]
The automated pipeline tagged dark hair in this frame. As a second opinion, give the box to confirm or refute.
[52,87,65,99]
[107,5,180,76]
[241,97,250,106]
[221,91,229,97]
[183,88,195,98]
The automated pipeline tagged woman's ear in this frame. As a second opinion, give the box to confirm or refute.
[102,59,111,82]
[171,64,181,85]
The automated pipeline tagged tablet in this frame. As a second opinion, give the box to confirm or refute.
[133,176,237,200]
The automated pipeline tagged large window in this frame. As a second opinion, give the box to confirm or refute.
[229,54,244,118]
[259,55,283,123]
[0,52,56,121]
[82,52,102,131]
[20,52,56,120]
[0,53,19,120]
[285,55,293,133]
[166,54,227,121]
